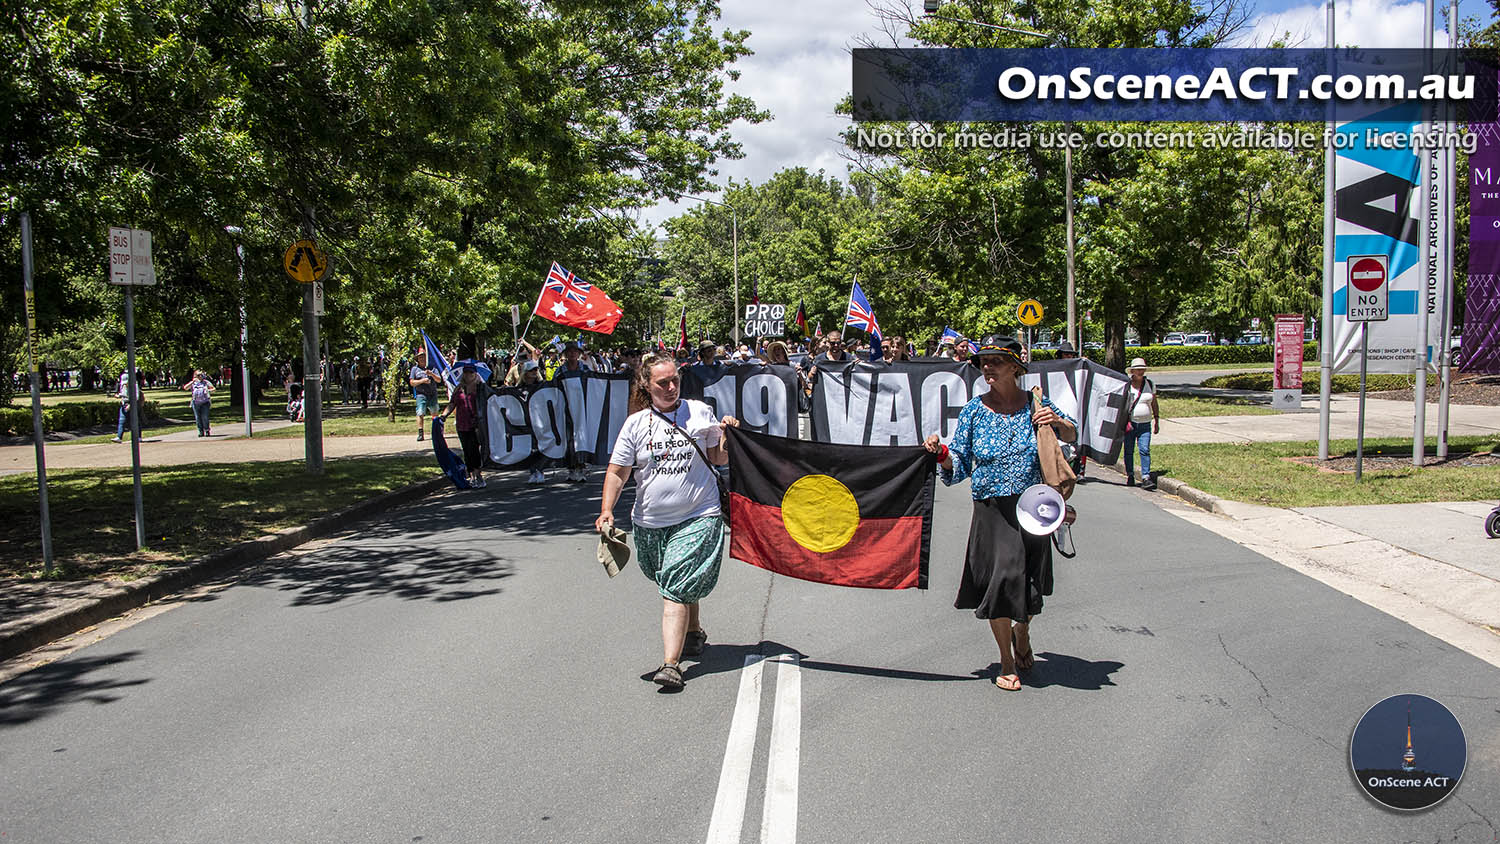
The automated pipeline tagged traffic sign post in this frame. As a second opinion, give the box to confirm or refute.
[1346,255,1390,482]
[108,226,153,546]
[285,239,327,473]
[21,213,54,572]
[1017,299,1043,361]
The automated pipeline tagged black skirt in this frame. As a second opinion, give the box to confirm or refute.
[956,495,1055,620]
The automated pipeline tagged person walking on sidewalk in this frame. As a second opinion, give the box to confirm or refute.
[409,348,442,442]
[355,356,373,410]
[1124,357,1160,490]
[596,354,732,691]
[923,335,1077,692]
[440,365,487,489]
[182,370,216,437]
[112,368,144,442]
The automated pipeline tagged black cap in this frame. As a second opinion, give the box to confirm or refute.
[562,341,581,352]
[1055,340,1076,355]
[970,334,1026,371]
[698,340,717,352]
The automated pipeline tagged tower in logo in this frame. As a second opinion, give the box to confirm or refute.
[1401,702,1416,772]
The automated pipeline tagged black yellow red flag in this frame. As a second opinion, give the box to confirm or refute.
[726,427,935,589]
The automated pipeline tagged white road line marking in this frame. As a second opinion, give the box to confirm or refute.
[760,654,801,844]
[706,654,766,844]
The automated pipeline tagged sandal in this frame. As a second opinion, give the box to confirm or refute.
[993,673,1022,691]
[652,662,684,689]
[683,629,708,657]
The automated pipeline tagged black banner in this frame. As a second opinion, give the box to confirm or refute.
[807,358,1129,463]
[485,371,632,467]
[679,362,801,437]
[479,359,1129,469]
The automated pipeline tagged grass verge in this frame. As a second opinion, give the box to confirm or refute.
[1,455,437,581]
[1152,436,1500,507]
[1157,396,1277,418]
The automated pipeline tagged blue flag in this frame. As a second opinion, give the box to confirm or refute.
[941,326,963,344]
[421,330,451,378]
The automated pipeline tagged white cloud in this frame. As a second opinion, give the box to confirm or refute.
[637,0,910,230]
[637,0,1464,232]
[1245,0,1450,49]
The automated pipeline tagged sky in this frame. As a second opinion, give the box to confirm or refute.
[635,0,1487,232]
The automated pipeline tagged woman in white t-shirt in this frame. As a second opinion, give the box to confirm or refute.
[1124,357,1160,490]
[597,354,735,690]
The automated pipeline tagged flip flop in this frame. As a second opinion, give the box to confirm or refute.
[994,673,1022,691]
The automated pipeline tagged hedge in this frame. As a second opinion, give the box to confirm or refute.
[1202,372,1437,394]
[0,400,161,437]
[1032,342,1316,367]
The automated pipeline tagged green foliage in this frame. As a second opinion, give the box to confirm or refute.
[2,0,764,395]
[0,399,159,436]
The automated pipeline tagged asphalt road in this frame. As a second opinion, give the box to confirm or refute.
[2,474,1496,843]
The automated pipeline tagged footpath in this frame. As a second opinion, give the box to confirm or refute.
[2,395,1498,669]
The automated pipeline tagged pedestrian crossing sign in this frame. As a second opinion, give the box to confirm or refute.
[1017,299,1043,326]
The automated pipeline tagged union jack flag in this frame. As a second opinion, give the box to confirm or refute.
[546,262,592,305]
[845,279,882,338]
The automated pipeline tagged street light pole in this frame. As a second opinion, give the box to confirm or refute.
[225,226,252,437]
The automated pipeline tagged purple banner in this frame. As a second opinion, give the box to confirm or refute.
[1464,121,1500,373]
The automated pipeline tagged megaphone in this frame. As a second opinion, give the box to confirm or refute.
[1016,484,1066,535]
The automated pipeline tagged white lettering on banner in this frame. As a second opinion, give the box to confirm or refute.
[1019,369,1083,422]
[869,372,919,445]
[561,375,628,456]
[820,371,874,442]
[1083,370,1129,456]
[703,376,738,421]
[920,371,970,443]
[528,387,568,458]
[740,373,789,436]
[489,393,532,464]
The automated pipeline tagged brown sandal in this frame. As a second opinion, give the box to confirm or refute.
[652,663,684,689]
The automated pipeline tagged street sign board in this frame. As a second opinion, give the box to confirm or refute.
[1272,314,1304,410]
[284,239,328,283]
[312,281,325,316]
[1017,299,1043,326]
[108,227,156,286]
[1346,255,1389,322]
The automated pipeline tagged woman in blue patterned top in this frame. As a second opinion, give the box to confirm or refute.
[923,334,1076,691]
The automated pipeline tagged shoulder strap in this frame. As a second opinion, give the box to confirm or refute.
[651,405,716,470]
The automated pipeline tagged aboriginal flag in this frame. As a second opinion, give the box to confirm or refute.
[726,427,935,590]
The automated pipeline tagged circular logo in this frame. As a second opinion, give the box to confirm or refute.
[1350,694,1466,811]
[1349,257,1386,293]
[780,474,859,553]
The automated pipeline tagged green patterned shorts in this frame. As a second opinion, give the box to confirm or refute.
[634,514,725,604]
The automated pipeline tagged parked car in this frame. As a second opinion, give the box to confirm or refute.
[1235,333,1265,345]
[1183,333,1212,346]
[1162,332,1185,345]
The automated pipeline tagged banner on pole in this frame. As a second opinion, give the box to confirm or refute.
[1464,120,1500,373]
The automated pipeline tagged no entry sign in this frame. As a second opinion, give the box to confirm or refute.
[1346,255,1389,322]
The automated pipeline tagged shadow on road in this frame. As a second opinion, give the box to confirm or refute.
[675,640,979,685]
[976,651,1123,691]
[0,651,150,727]
[243,544,513,607]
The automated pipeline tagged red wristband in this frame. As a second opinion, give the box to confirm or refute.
[937,443,950,463]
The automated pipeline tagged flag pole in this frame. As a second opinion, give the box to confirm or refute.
[517,266,547,353]
[1414,0,1435,466]
[846,275,858,339]
[1436,0,1459,458]
[1317,0,1336,461]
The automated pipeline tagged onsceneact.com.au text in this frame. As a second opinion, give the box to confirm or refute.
[997,67,1476,103]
